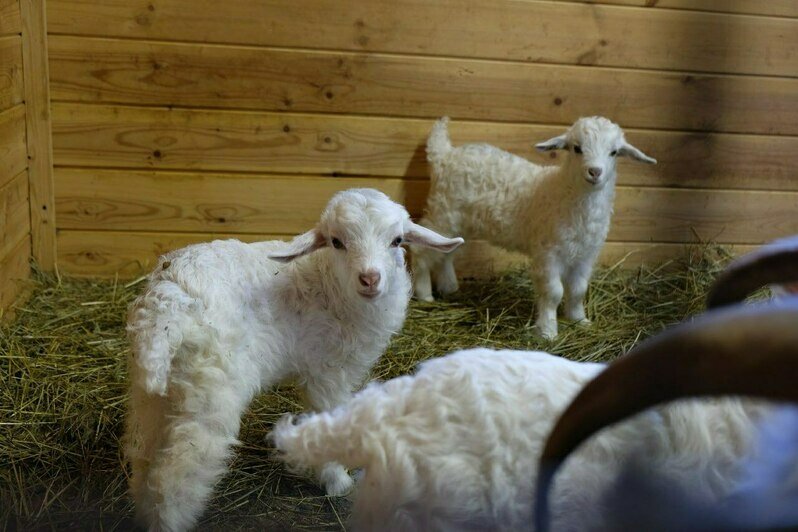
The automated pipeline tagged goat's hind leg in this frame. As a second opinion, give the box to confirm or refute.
[131,361,253,531]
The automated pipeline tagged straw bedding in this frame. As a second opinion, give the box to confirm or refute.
[1,246,734,530]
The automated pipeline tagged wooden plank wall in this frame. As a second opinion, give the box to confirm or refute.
[0,0,31,316]
[45,0,798,278]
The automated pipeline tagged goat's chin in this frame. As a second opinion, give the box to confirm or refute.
[357,290,382,301]
[583,175,605,187]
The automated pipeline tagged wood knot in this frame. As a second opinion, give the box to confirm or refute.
[553,97,563,106]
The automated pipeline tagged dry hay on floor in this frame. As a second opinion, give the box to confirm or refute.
[1,246,736,530]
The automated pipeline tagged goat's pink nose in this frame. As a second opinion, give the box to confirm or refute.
[359,270,381,288]
[588,167,603,178]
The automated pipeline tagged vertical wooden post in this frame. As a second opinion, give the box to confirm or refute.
[20,0,55,271]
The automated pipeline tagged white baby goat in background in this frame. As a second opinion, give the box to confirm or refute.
[124,188,463,532]
[413,116,656,338]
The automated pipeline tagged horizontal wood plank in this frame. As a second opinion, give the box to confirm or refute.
[0,170,30,262]
[45,0,798,77]
[0,233,31,318]
[56,229,749,279]
[50,104,798,191]
[0,35,23,112]
[55,168,428,234]
[0,0,21,36]
[47,36,798,135]
[562,1,798,18]
[54,168,798,245]
[451,239,758,279]
[0,104,26,187]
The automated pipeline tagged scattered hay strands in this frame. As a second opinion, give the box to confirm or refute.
[1,246,741,529]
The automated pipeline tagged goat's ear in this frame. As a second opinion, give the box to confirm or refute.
[618,142,657,164]
[535,134,569,152]
[404,221,464,253]
[268,228,327,263]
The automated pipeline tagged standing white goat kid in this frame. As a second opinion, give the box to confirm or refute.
[124,188,463,532]
[413,116,656,338]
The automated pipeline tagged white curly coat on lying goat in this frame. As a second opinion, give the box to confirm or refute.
[412,116,656,338]
[124,188,463,532]
[272,347,770,532]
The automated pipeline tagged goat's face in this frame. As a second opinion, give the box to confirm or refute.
[269,189,463,301]
[535,116,657,188]
[321,191,412,300]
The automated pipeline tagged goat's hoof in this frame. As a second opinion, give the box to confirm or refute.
[436,278,459,296]
[533,323,558,340]
[574,318,592,328]
[416,294,435,303]
[323,470,354,497]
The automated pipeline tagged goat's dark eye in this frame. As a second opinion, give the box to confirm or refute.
[610,150,618,157]
[331,237,345,250]
[391,236,403,247]
[573,145,582,154]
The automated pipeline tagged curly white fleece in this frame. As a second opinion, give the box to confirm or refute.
[124,188,462,532]
[272,348,767,531]
[413,116,656,338]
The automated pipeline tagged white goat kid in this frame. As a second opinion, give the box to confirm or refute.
[124,188,463,532]
[413,116,656,338]
[270,345,772,532]
[273,304,798,531]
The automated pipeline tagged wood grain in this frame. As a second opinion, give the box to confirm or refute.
[55,168,428,234]
[0,35,23,112]
[21,0,56,270]
[450,240,759,279]
[0,104,27,188]
[50,103,798,191]
[0,170,30,261]
[47,36,798,135]
[561,1,798,18]
[0,0,21,36]
[0,234,31,319]
[54,168,798,245]
[45,0,798,77]
[55,229,758,279]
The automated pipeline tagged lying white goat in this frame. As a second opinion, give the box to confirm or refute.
[273,239,798,531]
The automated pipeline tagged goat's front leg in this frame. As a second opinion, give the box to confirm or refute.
[533,264,564,340]
[564,261,593,325]
[412,247,436,302]
[434,251,459,296]
[301,369,361,496]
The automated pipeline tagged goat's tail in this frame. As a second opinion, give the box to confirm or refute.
[126,280,206,396]
[426,116,453,168]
